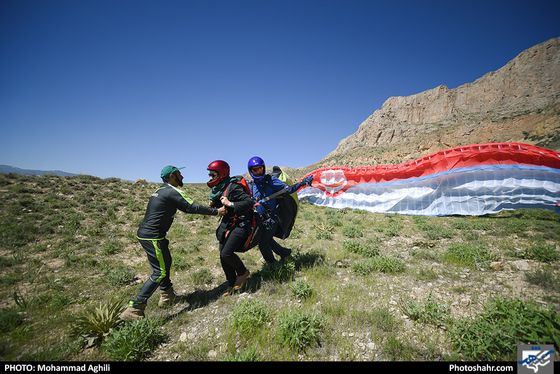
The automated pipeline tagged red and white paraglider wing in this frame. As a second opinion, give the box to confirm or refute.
[297,143,560,216]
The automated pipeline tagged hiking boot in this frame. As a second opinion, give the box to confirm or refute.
[120,302,146,322]
[234,270,250,290]
[222,286,235,297]
[158,287,180,307]
[280,248,292,260]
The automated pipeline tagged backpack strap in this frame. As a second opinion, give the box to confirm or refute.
[223,179,250,238]
[252,175,281,220]
[261,174,295,204]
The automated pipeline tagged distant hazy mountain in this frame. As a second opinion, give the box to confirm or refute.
[0,165,78,177]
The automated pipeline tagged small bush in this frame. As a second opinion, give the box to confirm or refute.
[293,249,327,269]
[290,279,314,300]
[191,268,213,285]
[342,240,380,257]
[401,292,449,327]
[172,255,191,271]
[342,224,363,238]
[315,230,332,240]
[414,216,453,240]
[314,221,334,240]
[101,238,123,255]
[276,309,326,351]
[326,214,343,227]
[0,222,37,248]
[229,299,271,336]
[70,300,124,347]
[104,265,137,287]
[102,318,167,361]
[0,308,25,333]
[525,266,560,291]
[524,243,560,263]
[449,297,560,360]
[443,242,494,267]
[352,256,406,275]
[258,260,296,282]
[222,348,262,361]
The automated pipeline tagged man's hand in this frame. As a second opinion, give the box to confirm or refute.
[218,206,227,216]
[220,195,233,208]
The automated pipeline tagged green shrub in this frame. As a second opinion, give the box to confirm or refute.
[229,299,271,336]
[70,300,124,347]
[524,243,560,263]
[191,268,213,285]
[103,265,137,287]
[258,260,296,282]
[101,238,123,255]
[102,318,167,361]
[414,216,453,239]
[342,224,363,238]
[315,230,332,240]
[221,348,262,361]
[451,219,492,231]
[443,242,494,267]
[384,217,403,237]
[0,308,25,333]
[449,297,560,360]
[326,214,343,227]
[401,292,449,327]
[290,279,314,300]
[292,249,327,269]
[0,222,37,248]
[342,240,380,257]
[352,256,406,275]
[525,266,560,291]
[276,309,326,351]
[314,221,334,240]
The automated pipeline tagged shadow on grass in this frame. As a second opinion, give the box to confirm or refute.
[163,250,327,322]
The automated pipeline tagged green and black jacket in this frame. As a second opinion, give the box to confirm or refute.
[137,182,219,239]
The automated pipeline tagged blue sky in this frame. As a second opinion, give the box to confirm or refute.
[1,0,559,183]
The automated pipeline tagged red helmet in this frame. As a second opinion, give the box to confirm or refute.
[207,160,230,187]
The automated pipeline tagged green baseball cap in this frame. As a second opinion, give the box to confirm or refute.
[161,165,185,180]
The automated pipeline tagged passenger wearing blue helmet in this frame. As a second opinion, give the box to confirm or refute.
[247,156,313,263]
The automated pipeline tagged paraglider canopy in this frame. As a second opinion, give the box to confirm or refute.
[297,143,560,216]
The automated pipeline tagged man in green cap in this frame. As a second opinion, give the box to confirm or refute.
[120,165,226,322]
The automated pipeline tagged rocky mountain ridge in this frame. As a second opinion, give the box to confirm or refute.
[312,37,560,170]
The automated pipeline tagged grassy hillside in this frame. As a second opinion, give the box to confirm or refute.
[0,172,559,361]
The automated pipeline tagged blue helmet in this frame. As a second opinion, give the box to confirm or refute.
[248,156,266,181]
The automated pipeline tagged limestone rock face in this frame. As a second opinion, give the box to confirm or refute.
[324,37,560,166]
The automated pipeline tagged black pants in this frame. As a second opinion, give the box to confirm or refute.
[131,238,172,305]
[259,218,290,263]
[219,225,249,287]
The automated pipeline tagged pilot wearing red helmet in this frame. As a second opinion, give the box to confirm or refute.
[207,160,254,296]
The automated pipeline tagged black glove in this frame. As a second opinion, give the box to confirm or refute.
[302,175,314,186]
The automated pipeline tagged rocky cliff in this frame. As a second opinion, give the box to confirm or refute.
[317,37,560,169]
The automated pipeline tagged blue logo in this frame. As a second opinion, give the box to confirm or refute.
[517,345,555,374]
